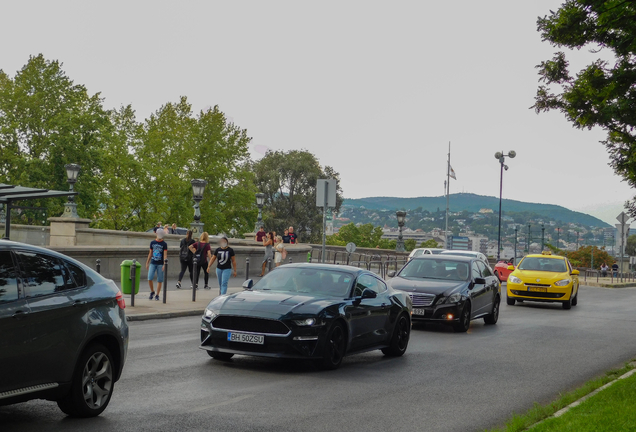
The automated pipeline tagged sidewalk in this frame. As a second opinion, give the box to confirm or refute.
[117,275,262,321]
[581,275,636,288]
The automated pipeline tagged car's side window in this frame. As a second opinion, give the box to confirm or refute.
[0,251,19,303]
[64,260,87,288]
[472,262,482,280]
[478,261,493,277]
[354,274,376,297]
[372,277,387,293]
[16,251,74,298]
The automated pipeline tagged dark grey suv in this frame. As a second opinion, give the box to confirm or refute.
[0,240,128,417]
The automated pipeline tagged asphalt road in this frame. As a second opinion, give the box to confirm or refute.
[2,285,636,432]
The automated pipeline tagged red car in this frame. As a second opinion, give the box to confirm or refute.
[494,260,515,282]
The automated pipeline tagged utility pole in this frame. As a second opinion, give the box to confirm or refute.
[527,224,531,253]
[514,226,518,264]
[541,224,545,251]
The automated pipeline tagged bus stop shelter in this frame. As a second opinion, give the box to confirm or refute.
[0,183,77,240]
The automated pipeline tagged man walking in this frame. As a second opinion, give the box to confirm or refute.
[146,228,168,300]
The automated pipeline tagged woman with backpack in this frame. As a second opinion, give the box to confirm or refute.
[207,236,237,295]
[189,231,212,290]
[176,230,196,289]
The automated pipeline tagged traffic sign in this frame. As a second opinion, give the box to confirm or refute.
[346,242,357,254]
[616,211,629,225]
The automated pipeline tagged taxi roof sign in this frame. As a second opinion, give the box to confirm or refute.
[541,250,552,255]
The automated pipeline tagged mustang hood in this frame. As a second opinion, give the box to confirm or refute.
[389,277,466,295]
[212,290,336,319]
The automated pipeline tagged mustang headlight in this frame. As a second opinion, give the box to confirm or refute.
[508,275,522,284]
[445,293,462,304]
[293,318,322,326]
[554,279,571,287]
[203,308,218,321]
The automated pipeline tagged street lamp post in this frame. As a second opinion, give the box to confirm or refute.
[541,224,545,251]
[556,227,560,249]
[576,231,580,250]
[527,223,531,253]
[62,164,81,218]
[255,193,265,232]
[514,225,518,264]
[396,211,406,252]
[494,150,516,261]
[190,179,208,239]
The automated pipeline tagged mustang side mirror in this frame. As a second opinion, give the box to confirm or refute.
[387,270,396,278]
[474,277,486,285]
[571,270,580,276]
[242,279,253,290]
[361,288,377,300]
[507,265,515,271]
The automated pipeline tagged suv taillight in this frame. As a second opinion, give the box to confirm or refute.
[115,290,126,309]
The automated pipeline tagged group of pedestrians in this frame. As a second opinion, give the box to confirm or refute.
[256,226,298,276]
[600,261,620,278]
[153,221,179,234]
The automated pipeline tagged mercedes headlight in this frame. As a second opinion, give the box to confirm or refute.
[445,293,462,304]
[508,275,522,284]
[554,279,571,287]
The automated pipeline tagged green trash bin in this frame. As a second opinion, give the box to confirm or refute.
[120,260,141,295]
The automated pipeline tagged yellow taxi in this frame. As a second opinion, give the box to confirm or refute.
[506,251,580,310]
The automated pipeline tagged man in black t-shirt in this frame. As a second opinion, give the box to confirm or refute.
[288,226,298,244]
[282,228,291,244]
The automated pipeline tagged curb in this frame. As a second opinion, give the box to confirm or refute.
[583,282,636,288]
[528,360,636,429]
[126,309,205,322]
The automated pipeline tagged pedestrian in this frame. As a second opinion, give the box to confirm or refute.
[146,228,168,301]
[176,230,196,289]
[274,235,286,267]
[171,223,178,235]
[255,226,266,243]
[282,229,291,244]
[612,261,619,278]
[600,262,608,277]
[207,237,237,296]
[190,231,213,290]
[153,221,162,233]
[260,232,274,276]
[288,226,298,244]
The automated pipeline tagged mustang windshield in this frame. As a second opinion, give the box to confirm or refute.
[518,257,567,273]
[254,267,354,297]
[399,259,470,281]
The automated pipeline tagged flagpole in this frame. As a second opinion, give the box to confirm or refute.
[446,142,450,249]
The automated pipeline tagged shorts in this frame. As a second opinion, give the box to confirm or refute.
[148,263,164,283]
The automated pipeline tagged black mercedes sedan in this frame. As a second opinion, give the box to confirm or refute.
[200,264,412,369]
[387,256,500,332]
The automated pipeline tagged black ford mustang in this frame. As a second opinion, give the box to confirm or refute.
[200,264,412,369]
[387,256,500,332]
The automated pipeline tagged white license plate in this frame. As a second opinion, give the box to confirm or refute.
[227,332,264,345]
[412,308,426,316]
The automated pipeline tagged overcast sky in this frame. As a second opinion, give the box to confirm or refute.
[1,0,633,225]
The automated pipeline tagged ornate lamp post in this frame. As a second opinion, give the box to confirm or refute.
[255,193,265,231]
[494,151,516,261]
[62,163,81,218]
[396,210,406,252]
[190,179,207,238]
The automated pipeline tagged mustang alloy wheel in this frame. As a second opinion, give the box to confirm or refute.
[382,313,410,356]
[320,323,346,370]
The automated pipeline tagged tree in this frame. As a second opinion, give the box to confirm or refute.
[420,239,440,248]
[0,55,110,220]
[252,150,343,243]
[534,1,636,215]
[625,234,636,256]
[404,239,417,252]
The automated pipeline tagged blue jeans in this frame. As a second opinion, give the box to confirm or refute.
[148,263,164,283]
[216,268,232,295]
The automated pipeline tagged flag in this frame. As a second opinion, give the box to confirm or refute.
[449,165,457,180]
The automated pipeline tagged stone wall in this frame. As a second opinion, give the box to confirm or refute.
[0,223,49,246]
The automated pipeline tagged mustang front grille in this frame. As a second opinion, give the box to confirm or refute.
[212,316,290,335]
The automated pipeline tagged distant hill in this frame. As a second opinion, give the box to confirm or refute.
[343,193,610,228]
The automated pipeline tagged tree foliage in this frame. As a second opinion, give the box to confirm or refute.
[420,239,440,248]
[253,150,343,243]
[534,1,636,214]
[625,234,636,256]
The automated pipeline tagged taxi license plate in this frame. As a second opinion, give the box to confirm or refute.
[412,308,426,316]
[227,332,264,345]
[528,286,547,293]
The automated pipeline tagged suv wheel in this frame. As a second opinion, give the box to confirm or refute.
[57,343,114,418]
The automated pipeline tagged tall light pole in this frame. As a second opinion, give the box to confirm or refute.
[495,150,516,261]
[63,163,81,218]
[190,179,207,239]
[556,227,560,249]
[396,211,406,252]
[514,225,518,264]
[576,231,580,250]
[527,223,531,253]
[255,193,265,231]
[541,224,545,252]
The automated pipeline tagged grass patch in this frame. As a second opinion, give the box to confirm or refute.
[486,361,635,432]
